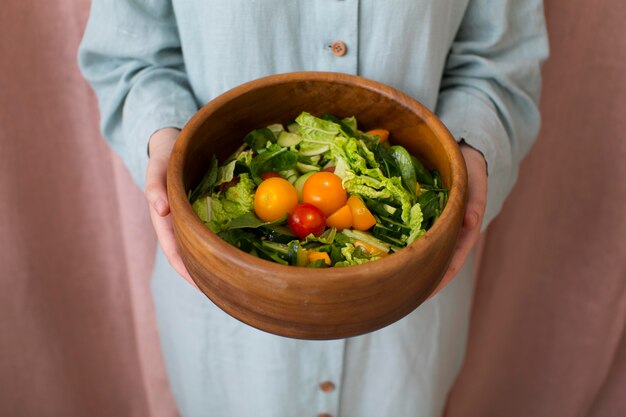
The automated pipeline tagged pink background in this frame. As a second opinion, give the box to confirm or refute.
[1,1,624,416]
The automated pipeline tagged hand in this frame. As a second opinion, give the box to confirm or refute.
[145,128,198,289]
[429,144,487,298]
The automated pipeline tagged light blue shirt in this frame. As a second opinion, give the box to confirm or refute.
[79,1,548,416]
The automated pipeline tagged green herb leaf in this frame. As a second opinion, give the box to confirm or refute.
[244,128,276,152]
[227,212,287,230]
[189,155,219,202]
[411,155,434,186]
[389,145,418,200]
[418,190,439,221]
[218,229,256,252]
[250,144,298,184]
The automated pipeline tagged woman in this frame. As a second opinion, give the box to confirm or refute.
[78,1,548,416]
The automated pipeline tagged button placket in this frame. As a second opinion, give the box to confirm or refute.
[320,0,358,74]
[314,338,345,417]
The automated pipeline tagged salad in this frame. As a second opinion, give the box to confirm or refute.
[189,112,448,268]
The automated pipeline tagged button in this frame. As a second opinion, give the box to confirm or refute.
[319,381,336,393]
[330,41,347,57]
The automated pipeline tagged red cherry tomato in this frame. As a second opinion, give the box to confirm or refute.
[288,203,326,240]
[260,171,281,180]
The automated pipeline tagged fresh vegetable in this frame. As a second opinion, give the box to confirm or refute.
[301,172,347,216]
[388,146,418,198]
[307,251,331,266]
[260,171,281,180]
[288,203,326,239]
[366,129,389,143]
[253,177,299,222]
[189,112,448,267]
[192,173,257,233]
[354,240,388,257]
[346,195,377,231]
[294,171,315,200]
[326,205,352,230]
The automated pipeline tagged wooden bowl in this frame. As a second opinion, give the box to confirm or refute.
[167,72,467,340]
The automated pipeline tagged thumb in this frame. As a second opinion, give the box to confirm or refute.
[460,145,487,231]
[146,156,169,217]
[145,128,179,217]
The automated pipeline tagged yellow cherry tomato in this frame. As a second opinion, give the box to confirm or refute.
[302,172,347,216]
[346,195,377,230]
[326,204,352,230]
[254,177,299,222]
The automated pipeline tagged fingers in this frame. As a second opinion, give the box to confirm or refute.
[428,145,487,298]
[461,146,487,231]
[149,206,198,289]
[144,128,197,288]
[430,217,482,297]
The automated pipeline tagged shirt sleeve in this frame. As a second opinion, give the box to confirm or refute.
[78,0,199,190]
[435,0,549,229]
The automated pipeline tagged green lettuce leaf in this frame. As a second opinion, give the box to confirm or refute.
[343,173,413,222]
[341,116,358,133]
[244,127,275,151]
[334,243,380,267]
[296,112,341,143]
[215,160,237,186]
[406,202,425,245]
[191,196,211,223]
[205,173,256,232]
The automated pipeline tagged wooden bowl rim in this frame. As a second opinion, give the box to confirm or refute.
[168,71,467,286]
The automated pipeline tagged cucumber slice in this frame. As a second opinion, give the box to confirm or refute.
[266,123,284,138]
[371,226,407,247]
[364,198,399,218]
[277,131,302,147]
[294,171,316,200]
[341,229,394,253]
[371,222,406,242]
[299,142,330,156]
[377,215,411,234]
[296,162,321,174]
[279,168,298,184]
[288,241,310,267]
[287,122,299,133]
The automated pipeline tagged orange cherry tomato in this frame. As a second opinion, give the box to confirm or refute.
[254,177,299,222]
[346,195,377,230]
[302,172,347,216]
[307,251,331,265]
[326,204,352,230]
[260,171,281,180]
[366,129,390,143]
